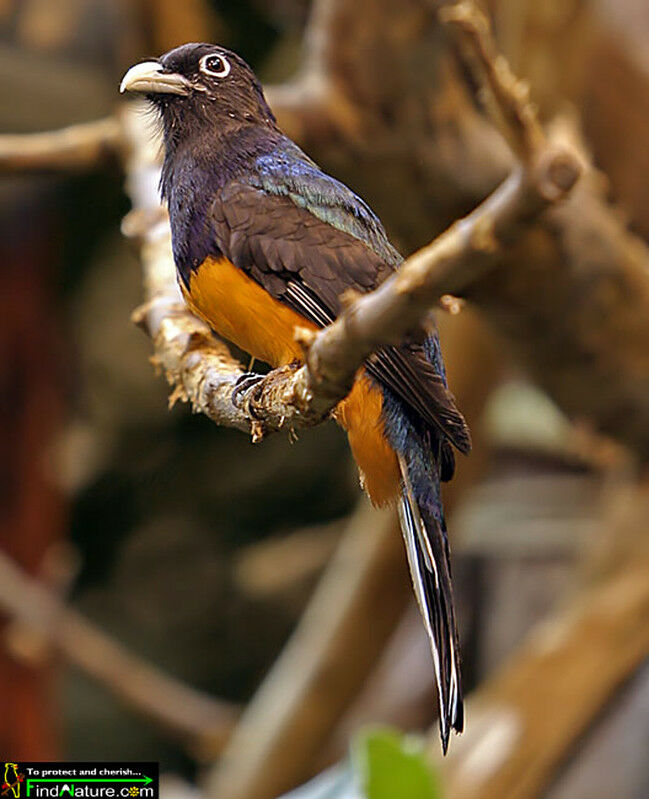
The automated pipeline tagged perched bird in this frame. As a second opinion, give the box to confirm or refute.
[121,44,470,751]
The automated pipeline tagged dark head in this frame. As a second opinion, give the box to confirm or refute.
[121,44,283,273]
[121,43,280,205]
[120,43,276,151]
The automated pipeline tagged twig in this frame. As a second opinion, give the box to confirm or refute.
[438,1,545,161]
[0,117,123,173]
[0,548,239,761]
[298,160,576,406]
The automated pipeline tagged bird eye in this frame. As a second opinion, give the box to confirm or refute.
[199,53,231,78]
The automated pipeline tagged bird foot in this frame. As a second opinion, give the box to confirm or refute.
[231,371,265,410]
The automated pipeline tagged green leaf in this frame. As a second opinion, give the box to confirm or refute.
[352,727,442,799]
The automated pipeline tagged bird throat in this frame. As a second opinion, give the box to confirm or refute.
[160,124,282,286]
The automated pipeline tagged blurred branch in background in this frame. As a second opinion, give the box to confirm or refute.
[315,604,438,767]
[0,117,121,172]
[0,548,239,760]
[204,502,411,799]
[436,478,649,799]
[234,520,344,603]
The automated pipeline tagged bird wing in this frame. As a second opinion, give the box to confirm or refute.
[207,154,470,455]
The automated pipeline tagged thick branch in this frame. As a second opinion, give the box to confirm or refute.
[0,549,238,760]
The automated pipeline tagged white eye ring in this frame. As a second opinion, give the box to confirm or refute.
[199,53,231,78]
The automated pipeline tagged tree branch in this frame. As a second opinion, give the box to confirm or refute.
[265,0,649,461]
[0,548,239,761]
[1,3,646,458]
[0,117,122,173]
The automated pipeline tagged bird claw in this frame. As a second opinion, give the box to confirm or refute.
[232,372,265,409]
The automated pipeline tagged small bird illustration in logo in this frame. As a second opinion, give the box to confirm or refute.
[2,763,21,798]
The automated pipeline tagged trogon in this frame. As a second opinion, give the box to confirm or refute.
[121,44,471,752]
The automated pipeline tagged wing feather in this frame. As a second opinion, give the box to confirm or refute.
[208,170,470,456]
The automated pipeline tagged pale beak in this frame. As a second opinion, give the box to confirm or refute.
[120,61,190,96]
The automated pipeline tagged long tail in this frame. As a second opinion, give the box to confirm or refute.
[397,451,463,753]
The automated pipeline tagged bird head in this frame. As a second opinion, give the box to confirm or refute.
[120,43,276,147]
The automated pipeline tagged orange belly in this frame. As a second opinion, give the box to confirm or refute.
[184,256,400,505]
